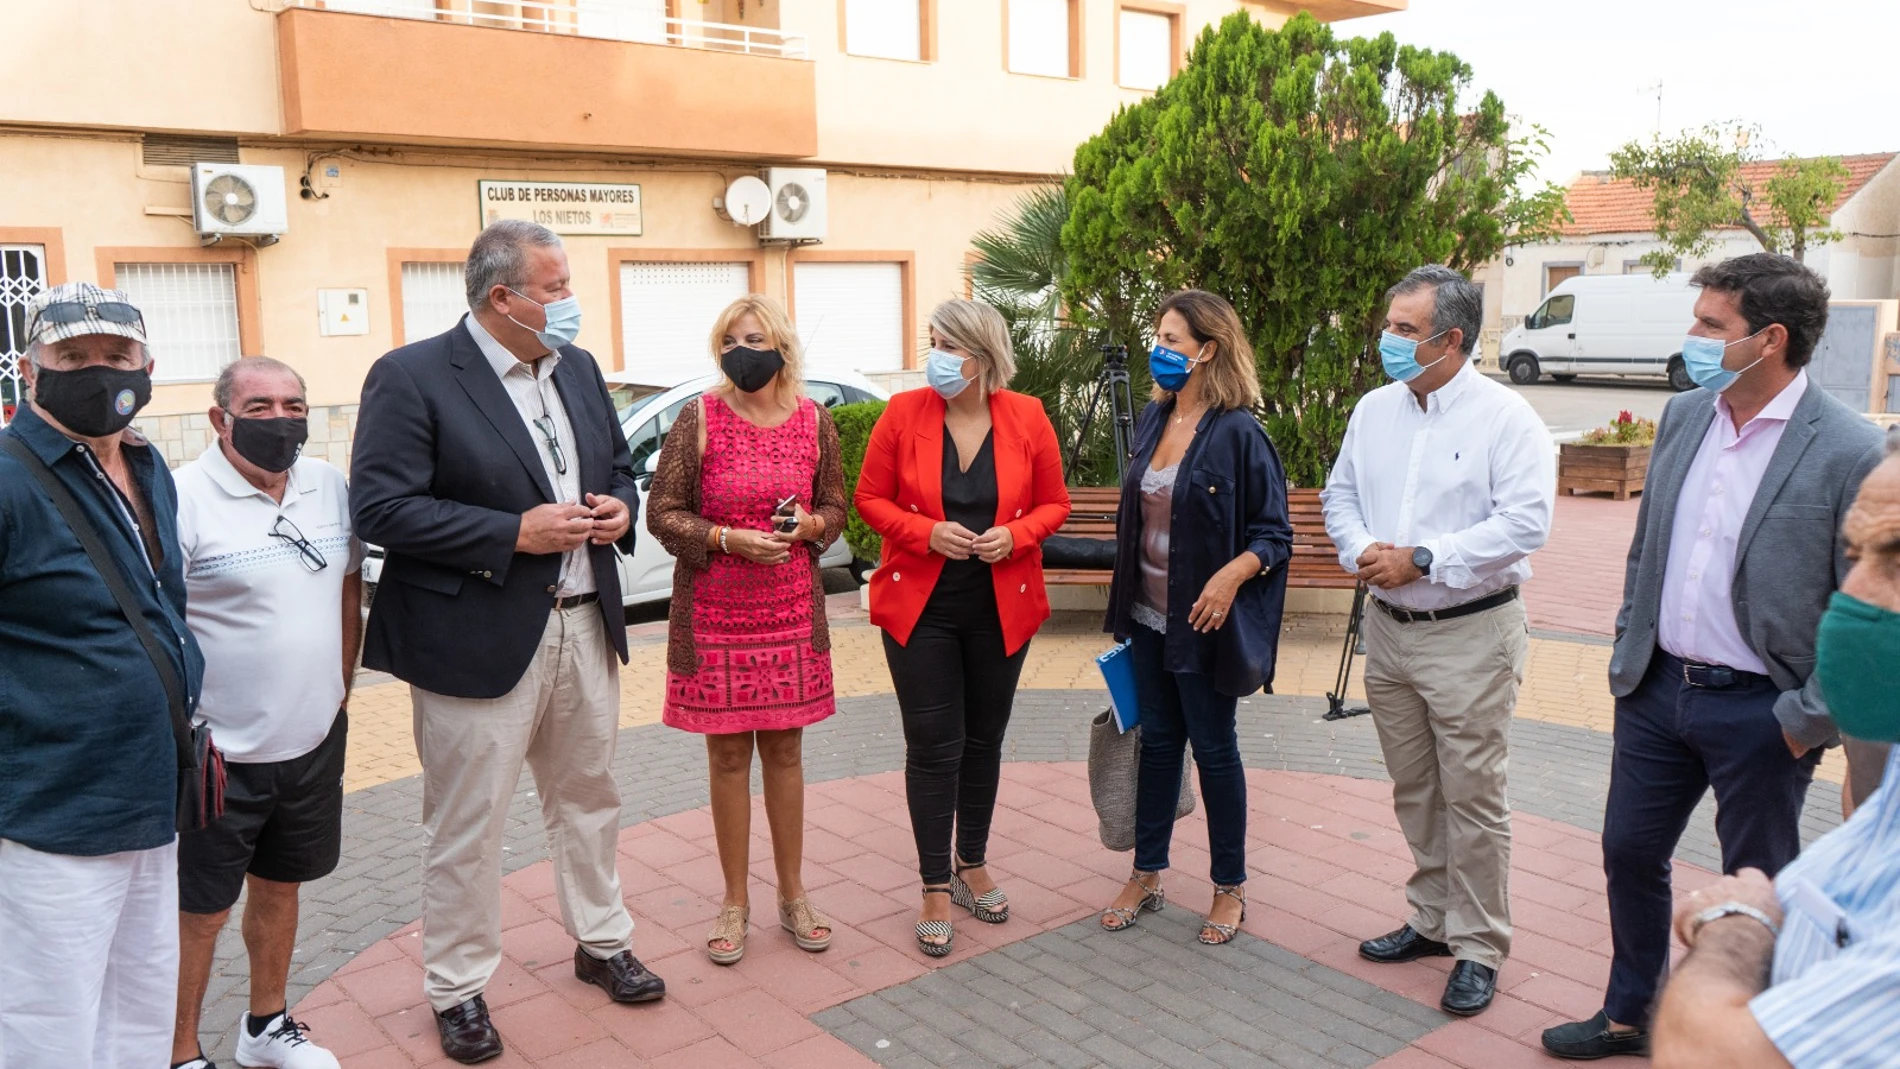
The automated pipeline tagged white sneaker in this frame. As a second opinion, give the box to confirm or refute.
[232,1012,341,1069]
[175,1059,216,1069]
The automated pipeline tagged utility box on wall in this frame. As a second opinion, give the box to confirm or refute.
[318,288,370,337]
[1812,300,1898,413]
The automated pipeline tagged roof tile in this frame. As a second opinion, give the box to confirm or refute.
[1561,152,1897,236]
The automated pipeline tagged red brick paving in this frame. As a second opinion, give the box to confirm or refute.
[295,763,1720,1067]
[1524,493,1642,637]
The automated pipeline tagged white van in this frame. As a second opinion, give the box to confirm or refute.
[1500,273,1699,391]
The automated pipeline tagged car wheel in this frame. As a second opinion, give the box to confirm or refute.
[1507,354,1540,385]
[1551,374,1577,384]
[1667,355,1695,392]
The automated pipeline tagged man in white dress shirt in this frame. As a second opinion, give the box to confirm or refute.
[1322,265,1556,1018]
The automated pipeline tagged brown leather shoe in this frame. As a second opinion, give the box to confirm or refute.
[433,994,502,1064]
[574,946,666,1003]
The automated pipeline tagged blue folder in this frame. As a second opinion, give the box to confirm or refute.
[1096,641,1140,734]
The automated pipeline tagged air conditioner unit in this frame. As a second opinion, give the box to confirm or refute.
[191,163,289,244]
[758,167,827,242]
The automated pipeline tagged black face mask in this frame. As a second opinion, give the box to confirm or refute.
[31,364,153,438]
[720,346,785,394]
[228,416,309,474]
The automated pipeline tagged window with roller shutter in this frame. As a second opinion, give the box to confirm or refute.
[616,261,752,384]
[113,262,240,383]
[792,261,907,373]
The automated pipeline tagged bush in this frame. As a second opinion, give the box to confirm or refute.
[1579,410,1657,447]
[831,399,887,564]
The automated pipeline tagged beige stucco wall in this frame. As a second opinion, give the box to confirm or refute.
[1,130,1044,420]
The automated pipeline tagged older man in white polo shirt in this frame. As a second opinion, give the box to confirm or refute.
[171,356,361,1069]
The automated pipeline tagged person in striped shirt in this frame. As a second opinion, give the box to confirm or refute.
[1652,438,1900,1069]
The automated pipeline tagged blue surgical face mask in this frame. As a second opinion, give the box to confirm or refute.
[925,347,971,400]
[506,288,583,351]
[1378,329,1451,383]
[1680,328,1765,393]
[1149,343,1206,393]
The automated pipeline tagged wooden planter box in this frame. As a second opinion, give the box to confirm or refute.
[1559,443,1650,501]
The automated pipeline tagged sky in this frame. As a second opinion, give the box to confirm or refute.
[1349,0,1900,189]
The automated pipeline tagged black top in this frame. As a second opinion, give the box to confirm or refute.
[936,425,997,598]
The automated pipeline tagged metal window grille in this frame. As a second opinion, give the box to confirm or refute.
[113,263,241,383]
[617,261,751,384]
[793,261,905,373]
[400,261,469,344]
[0,245,47,427]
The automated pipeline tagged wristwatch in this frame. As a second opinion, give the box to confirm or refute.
[1690,902,1781,941]
[1411,546,1434,576]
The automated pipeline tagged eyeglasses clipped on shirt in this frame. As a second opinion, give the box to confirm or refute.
[269,514,328,573]
[532,414,568,476]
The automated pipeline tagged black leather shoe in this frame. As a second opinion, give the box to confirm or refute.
[1359,925,1453,963]
[1440,960,1497,1016]
[1542,1011,1651,1059]
[575,946,667,1003]
[434,994,503,1064]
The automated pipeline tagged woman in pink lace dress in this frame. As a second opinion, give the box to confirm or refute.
[645,295,846,966]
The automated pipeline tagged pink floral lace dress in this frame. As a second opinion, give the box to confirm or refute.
[659,394,837,733]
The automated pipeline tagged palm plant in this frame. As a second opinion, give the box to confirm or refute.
[967,186,1148,487]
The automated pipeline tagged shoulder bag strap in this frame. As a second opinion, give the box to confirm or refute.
[0,433,193,763]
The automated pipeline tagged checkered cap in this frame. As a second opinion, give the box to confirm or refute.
[25,281,149,347]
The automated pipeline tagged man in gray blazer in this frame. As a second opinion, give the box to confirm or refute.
[1544,254,1884,1060]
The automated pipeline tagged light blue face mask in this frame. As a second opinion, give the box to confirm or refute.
[1680,328,1765,393]
[925,347,971,400]
[1378,328,1451,382]
[507,288,583,351]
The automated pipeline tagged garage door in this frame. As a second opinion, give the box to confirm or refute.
[618,262,752,384]
[792,261,906,372]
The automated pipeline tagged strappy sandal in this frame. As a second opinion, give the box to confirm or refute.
[778,895,833,953]
[706,904,748,965]
[1199,884,1247,946]
[949,857,1009,924]
[1100,870,1165,932]
[916,885,954,957]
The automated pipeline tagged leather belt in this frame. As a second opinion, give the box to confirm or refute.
[1679,659,1768,690]
[554,591,599,611]
[1371,586,1519,625]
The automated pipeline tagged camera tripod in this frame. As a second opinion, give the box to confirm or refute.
[1324,582,1372,721]
[1068,343,1139,484]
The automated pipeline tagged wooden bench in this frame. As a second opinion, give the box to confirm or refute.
[1042,486,1353,589]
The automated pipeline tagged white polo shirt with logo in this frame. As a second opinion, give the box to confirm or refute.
[175,443,362,764]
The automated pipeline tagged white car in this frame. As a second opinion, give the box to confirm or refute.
[361,369,888,610]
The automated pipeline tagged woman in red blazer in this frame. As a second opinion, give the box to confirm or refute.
[855,299,1071,956]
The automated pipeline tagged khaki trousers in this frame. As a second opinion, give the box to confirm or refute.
[1362,596,1527,969]
[412,604,633,1011]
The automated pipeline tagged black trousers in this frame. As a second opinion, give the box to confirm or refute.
[882,578,1030,885]
[1601,651,1820,1027]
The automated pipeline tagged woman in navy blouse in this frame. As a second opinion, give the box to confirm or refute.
[1097,289,1292,946]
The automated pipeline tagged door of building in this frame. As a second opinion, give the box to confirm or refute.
[617,261,752,385]
[0,244,48,427]
[1544,263,1583,294]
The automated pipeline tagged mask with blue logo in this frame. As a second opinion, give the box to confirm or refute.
[1378,329,1452,383]
[507,288,584,351]
[925,348,971,400]
[1680,328,1765,393]
[1149,343,1208,393]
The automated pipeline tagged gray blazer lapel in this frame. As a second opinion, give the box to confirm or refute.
[1734,387,1823,565]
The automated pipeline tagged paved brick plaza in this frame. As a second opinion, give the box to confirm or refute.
[190,495,1849,1066]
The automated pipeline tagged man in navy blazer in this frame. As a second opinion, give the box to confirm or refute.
[351,221,661,1064]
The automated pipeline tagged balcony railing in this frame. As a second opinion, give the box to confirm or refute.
[283,0,808,59]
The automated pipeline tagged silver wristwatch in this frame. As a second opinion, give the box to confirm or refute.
[1690,901,1781,941]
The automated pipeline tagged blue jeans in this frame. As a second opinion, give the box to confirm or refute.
[1129,624,1247,886]
[1601,652,1820,1027]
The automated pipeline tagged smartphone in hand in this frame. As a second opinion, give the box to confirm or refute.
[773,494,799,534]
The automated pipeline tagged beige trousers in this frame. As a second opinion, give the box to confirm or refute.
[1362,596,1527,970]
[412,604,633,1011]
